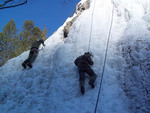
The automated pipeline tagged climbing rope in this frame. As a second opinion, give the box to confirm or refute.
[88,0,97,52]
[0,69,26,104]
[94,3,115,113]
[87,0,115,112]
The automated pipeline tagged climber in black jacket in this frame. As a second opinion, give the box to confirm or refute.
[74,52,97,95]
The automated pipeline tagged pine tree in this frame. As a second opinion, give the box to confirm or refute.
[0,19,47,67]
[20,20,47,51]
[41,25,48,41]
[30,26,41,44]
[0,32,4,66]
[19,20,35,50]
[14,36,23,55]
[1,19,18,65]
[10,36,22,57]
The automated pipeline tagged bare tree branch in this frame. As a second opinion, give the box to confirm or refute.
[0,0,27,9]
[0,0,13,7]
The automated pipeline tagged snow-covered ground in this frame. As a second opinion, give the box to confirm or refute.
[0,0,150,113]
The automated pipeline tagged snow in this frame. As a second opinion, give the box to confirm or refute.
[0,0,150,113]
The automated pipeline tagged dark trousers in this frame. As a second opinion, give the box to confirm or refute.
[79,67,97,87]
[23,48,38,65]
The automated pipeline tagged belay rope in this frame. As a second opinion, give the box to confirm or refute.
[94,3,115,113]
[94,3,114,113]
[88,0,97,52]
[87,0,115,112]
[0,69,26,104]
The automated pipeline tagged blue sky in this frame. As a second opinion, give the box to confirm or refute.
[0,0,80,37]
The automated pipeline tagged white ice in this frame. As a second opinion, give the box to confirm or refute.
[0,0,150,113]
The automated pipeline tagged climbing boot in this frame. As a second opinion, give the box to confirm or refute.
[81,86,85,95]
[89,81,95,88]
[89,75,97,88]
[22,63,27,69]
[27,63,32,68]
[90,83,95,88]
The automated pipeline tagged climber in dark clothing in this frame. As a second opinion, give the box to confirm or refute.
[74,52,97,95]
[22,39,45,69]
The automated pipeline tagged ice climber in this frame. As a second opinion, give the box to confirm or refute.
[74,52,97,95]
[22,39,45,69]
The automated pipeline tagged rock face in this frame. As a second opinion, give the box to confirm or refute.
[75,0,90,15]
[63,0,90,38]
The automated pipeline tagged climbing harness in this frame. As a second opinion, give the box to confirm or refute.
[94,2,115,113]
[0,69,26,104]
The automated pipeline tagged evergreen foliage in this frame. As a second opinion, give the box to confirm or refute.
[41,25,48,41]
[0,19,48,66]
[0,19,18,66]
